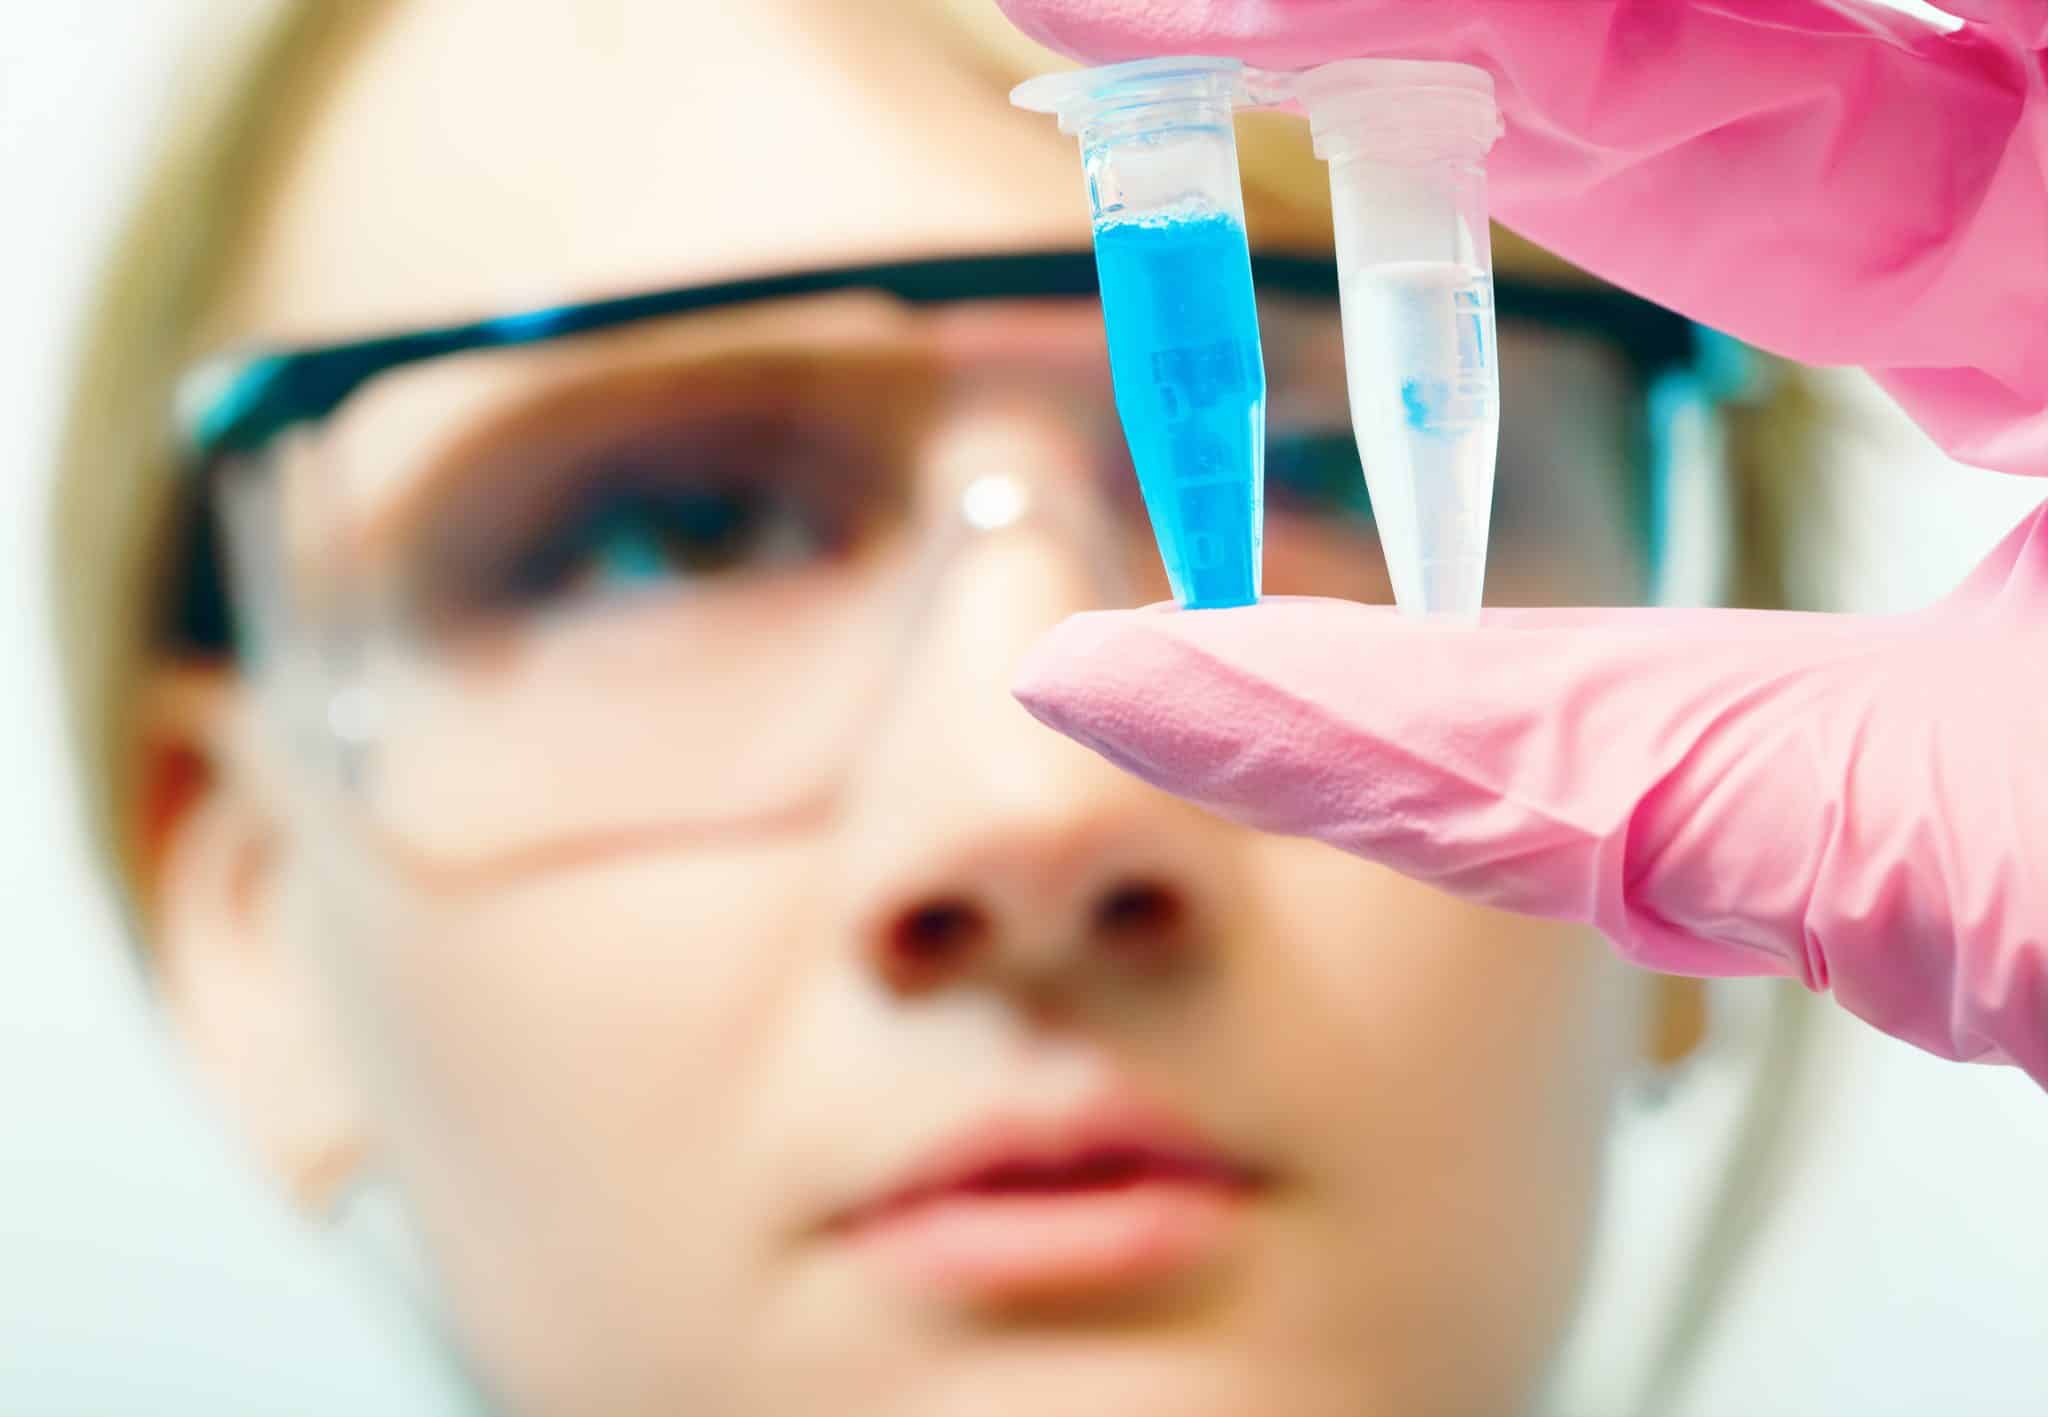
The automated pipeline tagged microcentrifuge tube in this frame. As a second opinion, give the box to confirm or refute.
[1265,59,1505,621]
[1013,58,1266,610]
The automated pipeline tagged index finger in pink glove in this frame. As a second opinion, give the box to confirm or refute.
[998,0,2048,476]
[1014,505,2048,1086]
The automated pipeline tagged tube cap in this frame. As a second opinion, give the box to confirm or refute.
[1251,59,1502,164]
[1011,56,1246,135]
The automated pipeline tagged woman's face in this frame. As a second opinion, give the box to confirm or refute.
[161,2,1652,1414]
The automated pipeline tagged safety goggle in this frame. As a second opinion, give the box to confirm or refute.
[172,251,1726,884]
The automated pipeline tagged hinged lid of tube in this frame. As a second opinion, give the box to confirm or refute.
[1011,56,1247,137]
[1013,56,1255,226]
[1256,59,1503,166]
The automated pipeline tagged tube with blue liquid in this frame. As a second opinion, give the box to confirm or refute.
[1020,57,1509,622]
[1013,58,1265,610]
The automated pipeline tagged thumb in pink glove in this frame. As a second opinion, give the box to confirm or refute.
[1014,505,2048,1086]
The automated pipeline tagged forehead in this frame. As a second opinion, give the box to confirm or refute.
[217,0,1091,345]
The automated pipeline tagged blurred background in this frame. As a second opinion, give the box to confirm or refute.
[3,3,2044,1414]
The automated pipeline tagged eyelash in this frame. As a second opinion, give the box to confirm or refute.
[499,470,843,606]
[513,427,1373,598]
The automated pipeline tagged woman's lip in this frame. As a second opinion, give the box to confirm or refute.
[836,1180,1254,1305]
[821,1099,1269,1305]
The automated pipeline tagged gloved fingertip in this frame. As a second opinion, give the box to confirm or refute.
[1014,608,1144,726]
[1014,600,1385,798]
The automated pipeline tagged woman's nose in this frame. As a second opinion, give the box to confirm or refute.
[869,865,1197,999]
[835,480,1238,1009]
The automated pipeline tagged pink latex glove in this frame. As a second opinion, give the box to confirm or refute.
[999,0,2048,476]
[1004,0,2048,1083]
[1017,512,2048,1085]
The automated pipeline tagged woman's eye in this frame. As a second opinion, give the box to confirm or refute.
[509,482,829,605]
[1267,429,1374,523]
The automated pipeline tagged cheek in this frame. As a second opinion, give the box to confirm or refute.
[297,839,825,1393]
[1235,836,1627,1381]
[378,850,799,1098]
[1243,833,1627,1115]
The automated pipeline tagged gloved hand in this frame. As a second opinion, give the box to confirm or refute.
[1017,510,2047,1084]
[998,0,2047,475]
[1002,0,2048,1084]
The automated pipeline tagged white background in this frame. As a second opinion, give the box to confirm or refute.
[2,4,2043,1415]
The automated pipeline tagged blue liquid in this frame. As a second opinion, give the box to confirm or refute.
[1093,213,1265,608]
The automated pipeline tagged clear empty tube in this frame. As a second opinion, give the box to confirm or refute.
[1013,58,1266,610]
[1269,59,1505,621]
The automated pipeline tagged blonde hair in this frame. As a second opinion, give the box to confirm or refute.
[52,0,385,908]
